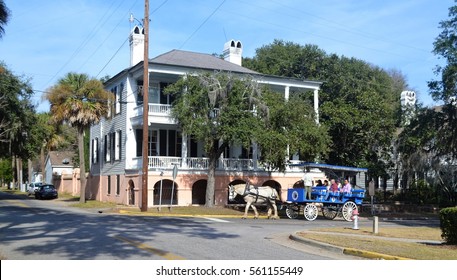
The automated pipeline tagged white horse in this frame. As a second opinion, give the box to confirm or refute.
[228,183,280,219]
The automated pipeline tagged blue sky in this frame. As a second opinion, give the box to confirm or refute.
[0,0,454,112]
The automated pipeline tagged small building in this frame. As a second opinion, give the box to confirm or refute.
[44,151,75,193]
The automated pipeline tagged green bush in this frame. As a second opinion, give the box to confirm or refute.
[440,207,457,244]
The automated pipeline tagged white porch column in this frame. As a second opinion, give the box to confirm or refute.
[314,89,319,124]
[181,133,188,168]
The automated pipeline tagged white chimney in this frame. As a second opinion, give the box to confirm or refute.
[400,91,416,126]
[223,40,242,66]
[129,25,144,67]
[400,91,416,108]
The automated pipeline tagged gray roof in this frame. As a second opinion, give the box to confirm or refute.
[150,49,259,75]
[47,151,74,167]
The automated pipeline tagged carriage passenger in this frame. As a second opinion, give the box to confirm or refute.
[301,168,313,200]
[325,179,339,200]
[323,180,329,191]
[342,179,352,193]
[330,179,339,192]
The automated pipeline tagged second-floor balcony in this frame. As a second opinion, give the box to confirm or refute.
[131,103,173,126]
[131,103,223,127]
[127,156,305,173]
[129,156,255,171]
[133,103,172,116]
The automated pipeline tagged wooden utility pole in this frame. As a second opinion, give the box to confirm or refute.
[140,0,149,212]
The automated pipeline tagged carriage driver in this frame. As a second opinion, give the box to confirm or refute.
[301,167,313,200]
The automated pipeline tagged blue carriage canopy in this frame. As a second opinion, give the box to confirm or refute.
[290,162,368,173]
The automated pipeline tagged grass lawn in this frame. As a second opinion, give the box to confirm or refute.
[300,227,457,260]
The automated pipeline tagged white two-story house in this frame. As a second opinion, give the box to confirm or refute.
[88,25,325,207]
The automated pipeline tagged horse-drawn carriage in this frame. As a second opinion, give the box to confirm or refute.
[283,163,368,221]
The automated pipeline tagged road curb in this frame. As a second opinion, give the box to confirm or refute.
[289,233,344,254]
[289,232,411,260]
[342,248,410,260]
[118,209,247,219]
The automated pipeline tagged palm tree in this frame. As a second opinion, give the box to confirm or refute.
[45,73,113,203]
[0,0,10,38]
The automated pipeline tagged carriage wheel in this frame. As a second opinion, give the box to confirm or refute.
[303,204,318,221]
[342,201,357,222]
[285,205,299,219]
[322,206,338,220]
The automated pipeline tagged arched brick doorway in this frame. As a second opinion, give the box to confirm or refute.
[153,179,178,205]
[192,179,207,205]
[128,180,135,205]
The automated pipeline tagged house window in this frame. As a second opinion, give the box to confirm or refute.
[110,86,118,115]
[114,130,122,161]
[160,83,174,104]
[114,83,123,115]
[107,175,111,195]
[104,134,110,162]
[241,146,253,159]
[136,129,143,157]
[176,131,182,157]
[109,132,115,162]
[106,100,111,118]
[92,138,98,164]
[165,130,182,156]
[116,175,120,195]
[135,129,158,157]
[151,83,160,103]
[137,81,143,105]
[148,130,158,156]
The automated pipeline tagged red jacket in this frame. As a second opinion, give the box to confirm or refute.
[330,183,339,192]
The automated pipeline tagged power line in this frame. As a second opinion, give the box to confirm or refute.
[94,0,169,78]
[78,0,142,73]
[177,0,227,50]
[95,37,129,78]
[43,0,126,88]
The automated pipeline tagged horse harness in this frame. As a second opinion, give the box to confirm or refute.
[243,183,276,203]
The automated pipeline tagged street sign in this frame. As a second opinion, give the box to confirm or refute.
[172,165,178,180]
[170,165,178,211]
[368,180,375,196]
[368,180,375,215]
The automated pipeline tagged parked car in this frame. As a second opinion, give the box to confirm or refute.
[35,184,58,200]
[27,182,43,196]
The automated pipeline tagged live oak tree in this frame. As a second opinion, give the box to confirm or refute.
[428,3,457,160]
[166,72,328,207]
[244,40,401,176]
[166,72,267,207]
[258,90,330,169]
[45,73,113,203]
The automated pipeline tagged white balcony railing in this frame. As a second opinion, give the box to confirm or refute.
[218,158,254,170]
[132,103,172,117]
[138,156,255,171]
[148,156,182,169]
[127,156,307,173]
[149,104,171,115]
